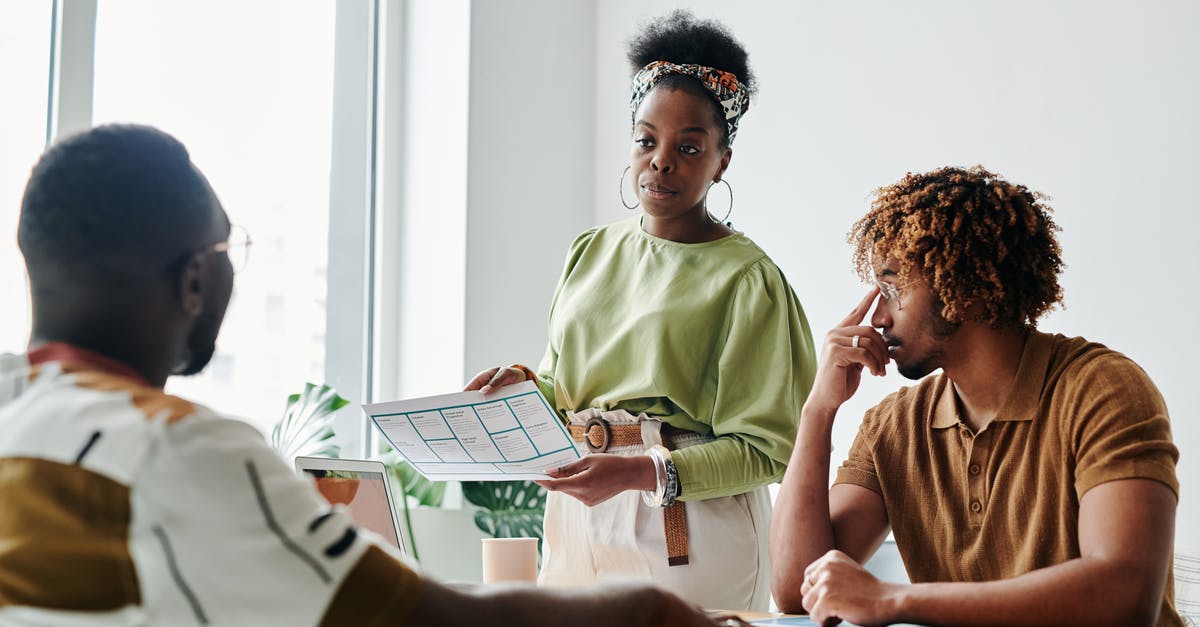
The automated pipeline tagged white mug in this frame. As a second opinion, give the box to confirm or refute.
[481,537,539,584]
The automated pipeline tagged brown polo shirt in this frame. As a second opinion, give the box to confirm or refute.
[835,331,1181,625]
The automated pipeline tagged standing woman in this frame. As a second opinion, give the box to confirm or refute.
[465,11,815,611]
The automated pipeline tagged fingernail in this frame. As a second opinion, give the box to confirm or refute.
[480,385,491,394]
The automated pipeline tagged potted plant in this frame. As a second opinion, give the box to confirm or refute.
[461,480,547,552]
[269,384,548,581]
[381,455,548,580]
[270,383,347,459]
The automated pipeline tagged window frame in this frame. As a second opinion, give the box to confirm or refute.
[49,0,384,458]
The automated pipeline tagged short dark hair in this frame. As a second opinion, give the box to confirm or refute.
[18,124,214,281]
[849,166,1065,328]
[627,10,756,147]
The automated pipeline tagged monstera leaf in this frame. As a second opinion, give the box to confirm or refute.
[461,481,547,545]
[270,383,347,460]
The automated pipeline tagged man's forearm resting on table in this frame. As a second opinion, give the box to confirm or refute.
[785,478,1175,626]
[885,552,1168,626]
[888,479,1175,627]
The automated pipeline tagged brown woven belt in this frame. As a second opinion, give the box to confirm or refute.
[567,418,692,567]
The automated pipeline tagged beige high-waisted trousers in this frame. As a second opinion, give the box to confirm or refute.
[537,408,772,611]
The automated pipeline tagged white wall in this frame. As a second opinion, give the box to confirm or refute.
[390,0,596,400]
[390,0,471,401]
[462,0,597,378]
[590,1,1200,545]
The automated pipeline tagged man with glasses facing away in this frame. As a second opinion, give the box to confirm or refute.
[0,124,736,627]
[771,166,1182,626]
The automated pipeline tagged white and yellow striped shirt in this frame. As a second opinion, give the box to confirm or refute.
[0,343,422,626]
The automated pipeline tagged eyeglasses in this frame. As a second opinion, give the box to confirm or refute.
[874,277,903,310]
[203,224,252,274]
[868,250,902,310]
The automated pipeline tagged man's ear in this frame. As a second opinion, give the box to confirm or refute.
[961,298,987,322]
[176,253,206,316]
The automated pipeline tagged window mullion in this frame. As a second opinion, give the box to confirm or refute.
[325,0,380,459]
[48,0,97,143]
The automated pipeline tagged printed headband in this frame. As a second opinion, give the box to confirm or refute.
[629,60,750,145]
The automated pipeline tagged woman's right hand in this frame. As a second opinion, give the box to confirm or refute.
[464,365,530,394]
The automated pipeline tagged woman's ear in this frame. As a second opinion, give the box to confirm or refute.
[715,147,732,181]
[175,253,206,316]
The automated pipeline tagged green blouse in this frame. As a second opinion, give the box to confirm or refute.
[535,217,816,501]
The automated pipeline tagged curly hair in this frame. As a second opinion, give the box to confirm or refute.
[627,10,756,146]
[849,166,1065,328]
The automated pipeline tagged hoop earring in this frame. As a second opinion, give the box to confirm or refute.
[705,178,733,224]
[619,166,640,210]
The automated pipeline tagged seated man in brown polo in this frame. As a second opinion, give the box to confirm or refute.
[770,166,1181,626]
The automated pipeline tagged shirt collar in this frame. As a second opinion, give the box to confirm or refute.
[930,330,1054,429]
[28,342,151,387]
[930,380,962,429]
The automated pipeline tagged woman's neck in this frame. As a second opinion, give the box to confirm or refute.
[640,210,733,243]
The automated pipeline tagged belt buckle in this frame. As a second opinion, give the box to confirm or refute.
[584,417,611,453]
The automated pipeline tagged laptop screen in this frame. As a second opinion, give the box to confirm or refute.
[301,467,402,551]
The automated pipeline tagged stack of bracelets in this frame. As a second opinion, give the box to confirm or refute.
[642,444,681,508]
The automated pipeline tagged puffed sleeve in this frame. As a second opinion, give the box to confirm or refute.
[535,227,599,413]
[671,258,816,501]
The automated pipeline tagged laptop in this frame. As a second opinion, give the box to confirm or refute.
[295,456,407,558]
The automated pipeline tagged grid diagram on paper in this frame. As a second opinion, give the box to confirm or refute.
[369,391,579,478]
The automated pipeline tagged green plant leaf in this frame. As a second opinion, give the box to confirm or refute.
[472,509,545,542]
[461,481,547,543]
[270,383,347,460]
[381,452,446,508]
[378,450,448,564]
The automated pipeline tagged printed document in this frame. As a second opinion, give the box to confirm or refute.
[364,381,582,481]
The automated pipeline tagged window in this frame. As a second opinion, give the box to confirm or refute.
[92,0,337,432]
[0,3,52,355]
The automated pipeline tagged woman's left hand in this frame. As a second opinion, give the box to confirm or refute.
[535,454,658,507]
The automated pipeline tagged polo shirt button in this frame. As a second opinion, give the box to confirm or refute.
[970,500,983,513]
[969,464,981,475]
